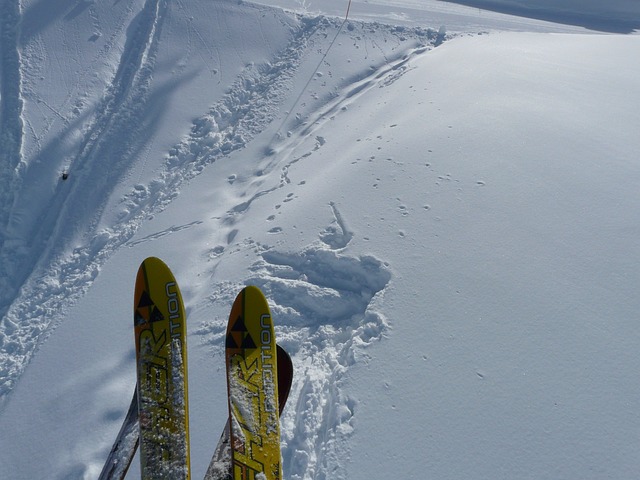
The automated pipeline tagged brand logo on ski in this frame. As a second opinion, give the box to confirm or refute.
[226,315,257,351]
[135,290,165,326]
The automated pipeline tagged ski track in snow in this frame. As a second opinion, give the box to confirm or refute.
[0,0,24,246]
[0,3,440,407]
[0,0,171,403]
[19,0,139,162]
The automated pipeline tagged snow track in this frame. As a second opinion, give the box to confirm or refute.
[0,3,441,405]
[0,0,169,401]
[0,0,24,247]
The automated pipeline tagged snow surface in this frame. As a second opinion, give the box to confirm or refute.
[1,0,639,479]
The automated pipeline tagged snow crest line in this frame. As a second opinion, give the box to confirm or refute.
[217,21,442,239]
[156,15,325,180]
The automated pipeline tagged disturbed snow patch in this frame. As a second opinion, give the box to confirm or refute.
[249,247,389,331]
[197,219,390,480]
[246,237,390,480]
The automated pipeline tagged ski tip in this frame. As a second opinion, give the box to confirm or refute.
[138,256,168,270]
[242,284,268,300]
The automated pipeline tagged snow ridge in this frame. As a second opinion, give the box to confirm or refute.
[155,14,328,181]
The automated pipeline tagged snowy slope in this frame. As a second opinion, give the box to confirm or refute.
[1,1,639,479]
[440,0,640,32]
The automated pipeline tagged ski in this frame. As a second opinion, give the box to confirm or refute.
[134,257,190,479]
[98,387,139,480]
[225,286,282,480]
[204,344,293,480]
[100,345,292,480]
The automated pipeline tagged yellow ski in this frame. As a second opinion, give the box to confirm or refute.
[134,257,190,479]
[225,286,281,480]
